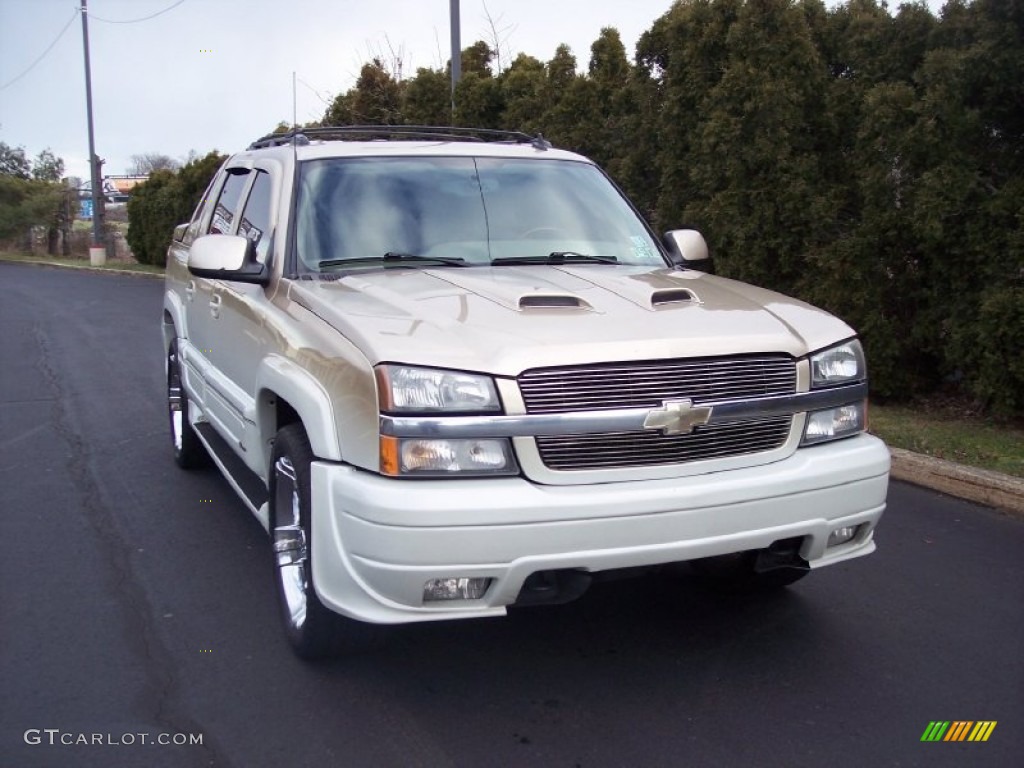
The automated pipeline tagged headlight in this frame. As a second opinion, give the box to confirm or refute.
[376,365,501,413]
[376,365,513,475]
[802,340,868,446]
[809,340,865,388]
[380,436,518,477]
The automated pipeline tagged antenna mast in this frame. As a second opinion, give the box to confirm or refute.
[291,71,298,163]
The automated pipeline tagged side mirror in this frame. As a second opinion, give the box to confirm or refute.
[188,234,268,284]
[663,229,714,274]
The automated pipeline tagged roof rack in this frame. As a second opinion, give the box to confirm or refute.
[248,125,552,151]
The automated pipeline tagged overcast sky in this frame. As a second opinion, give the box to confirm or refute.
[2,0,946,180]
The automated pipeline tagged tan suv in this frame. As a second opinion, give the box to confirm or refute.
[162,126,890,658]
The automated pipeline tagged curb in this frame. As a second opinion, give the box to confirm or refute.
[889,447,1024,517]
[0,256,163,279]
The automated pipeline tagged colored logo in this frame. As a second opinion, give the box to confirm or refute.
[921,721,997,742]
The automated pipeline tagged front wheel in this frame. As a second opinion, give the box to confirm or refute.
[269,424,372,659]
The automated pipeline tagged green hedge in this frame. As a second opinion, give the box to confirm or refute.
[126,152,224,267]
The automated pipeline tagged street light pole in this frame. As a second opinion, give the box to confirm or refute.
[449,0,461,119]
[80,0,105,263]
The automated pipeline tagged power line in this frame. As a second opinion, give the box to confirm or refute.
[90,0,186,24]
[0,8,79,92]
[0,0,189,93]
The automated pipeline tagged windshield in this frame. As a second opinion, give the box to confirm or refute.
[294,156,665,273]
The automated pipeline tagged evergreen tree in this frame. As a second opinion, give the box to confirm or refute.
[681,0,833,295]
[647,0,741,231]
[907,0,1024,412]
[0,143,66,251]
[537,45,594,152]
[453,42,504,127]
[323,59,404,125]
[499,54,547,133]
[583,28,633,171]
[402,67,451,125]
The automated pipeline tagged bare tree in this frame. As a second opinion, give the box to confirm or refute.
[358,36,406,83]
[178,149,201,167]
[0,141,31,179]
[32,148,65,182]
[433,27,445,71]
[127,153,180,175]
[480,0,516,76]
[297,76,336,109]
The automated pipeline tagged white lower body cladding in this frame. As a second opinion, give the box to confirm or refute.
[310,434,890,624]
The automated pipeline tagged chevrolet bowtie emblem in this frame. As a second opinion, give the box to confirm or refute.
[643,399,713,436]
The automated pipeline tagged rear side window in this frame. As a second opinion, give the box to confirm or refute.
[237,171,273,264]
[209,169,250,235]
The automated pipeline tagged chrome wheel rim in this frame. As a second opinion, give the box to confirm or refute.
[168,349,184,452]
[273,455,308,630]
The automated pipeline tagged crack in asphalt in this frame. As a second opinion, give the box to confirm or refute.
[33,324,231,767]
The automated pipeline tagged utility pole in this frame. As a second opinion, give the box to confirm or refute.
[449,0,461,119]
[80,0,106,264]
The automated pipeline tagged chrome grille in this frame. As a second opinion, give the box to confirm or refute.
[536,418,792,470]
[519,355,796,470]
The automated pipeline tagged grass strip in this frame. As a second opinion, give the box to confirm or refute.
[0,251,164,276]
[870,402,1023,478]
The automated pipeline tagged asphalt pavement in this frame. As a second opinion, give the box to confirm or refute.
[1,261,1021,768]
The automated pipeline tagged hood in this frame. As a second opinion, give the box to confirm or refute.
[286,265,854,376]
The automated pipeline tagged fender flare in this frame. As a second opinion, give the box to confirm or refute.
[162,290,187,350]
[256,355,342,462]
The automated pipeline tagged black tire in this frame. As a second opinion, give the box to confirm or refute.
[167,339,209,469]
[269,424,372,660]
[690,550,809,594]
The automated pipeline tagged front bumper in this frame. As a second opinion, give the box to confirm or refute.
[310,434,890,623]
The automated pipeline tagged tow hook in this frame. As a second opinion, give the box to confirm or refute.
[514,569,592,606]
[753,537,810,574]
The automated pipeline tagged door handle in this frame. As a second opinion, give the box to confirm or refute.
[185,281,196,301]
[209,294,222,319]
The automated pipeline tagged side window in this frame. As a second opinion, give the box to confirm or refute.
[237,171,273,264]
[208,169,250,235]
[184,171,222,245]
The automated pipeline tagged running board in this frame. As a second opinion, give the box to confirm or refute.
[194,422,269,515]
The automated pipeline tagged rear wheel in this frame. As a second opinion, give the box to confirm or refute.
[269,424,371,659]
[167,339,208,469]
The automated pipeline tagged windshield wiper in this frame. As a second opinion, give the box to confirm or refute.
[318,252,467,269]
[490,252,619,266]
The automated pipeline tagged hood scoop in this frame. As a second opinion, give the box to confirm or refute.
[518,293,591,310]
[650,288,700,307]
